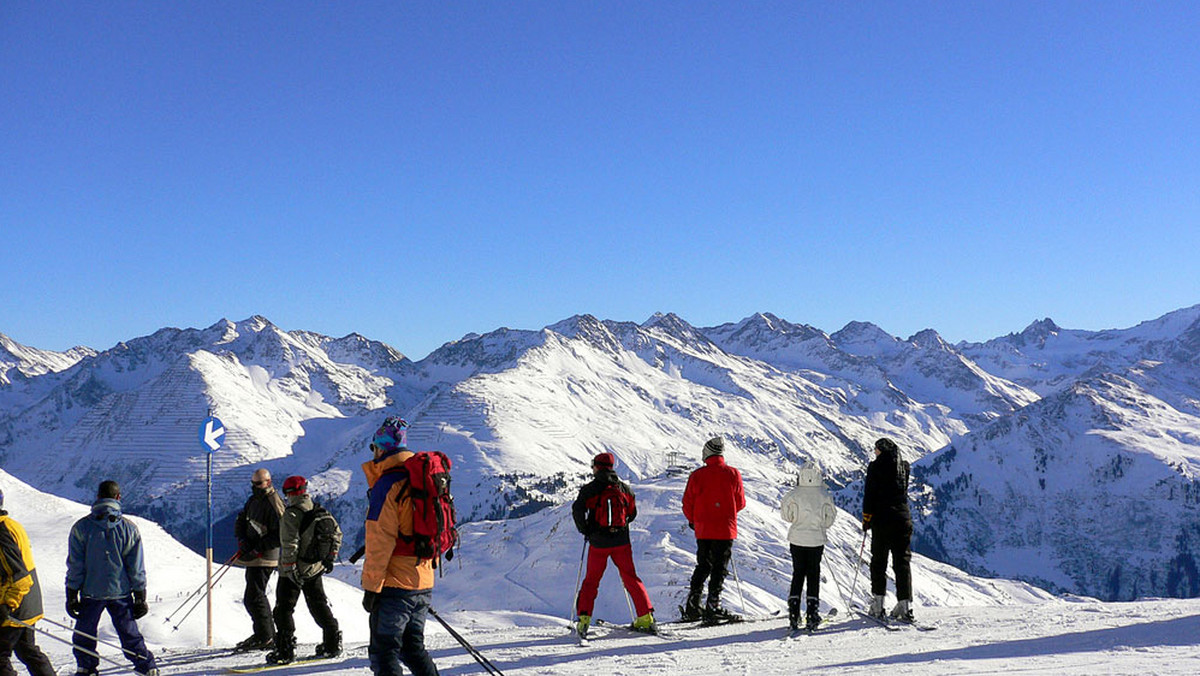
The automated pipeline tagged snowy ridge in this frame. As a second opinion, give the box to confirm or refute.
[3,305,1200,604]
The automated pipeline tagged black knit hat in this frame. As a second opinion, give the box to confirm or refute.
[874,438,899,456]
[702,437,724,460]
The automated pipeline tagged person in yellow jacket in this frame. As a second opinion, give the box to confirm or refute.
[360,417,438,676]
[0,487,55,676]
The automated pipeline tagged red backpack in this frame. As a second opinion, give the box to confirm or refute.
[391,451,459,571]
[589,483,631,529]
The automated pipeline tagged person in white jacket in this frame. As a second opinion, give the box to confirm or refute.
[780,462,837,631]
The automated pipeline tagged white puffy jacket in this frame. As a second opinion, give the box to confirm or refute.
[780,464,837,547]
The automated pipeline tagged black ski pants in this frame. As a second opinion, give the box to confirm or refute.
[0,626,55,676]
[689,539,733,606]
[274,573,339,641]
[244,566,276,640]
[788,544,824,601]
[870,517,913,601]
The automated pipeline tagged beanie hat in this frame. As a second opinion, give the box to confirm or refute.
[702,437,724,460]
[592,452,615,468]
[373,416,409,452]
[797,461,822,487]
[282,476,308,496]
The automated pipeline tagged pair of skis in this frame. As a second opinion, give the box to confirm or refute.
[853,608,938,632]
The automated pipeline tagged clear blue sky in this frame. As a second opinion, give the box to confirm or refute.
[3,2,1198,360]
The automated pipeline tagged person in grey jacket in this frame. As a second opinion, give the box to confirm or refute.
[780,462,837,631]
[65,481,157,676]
[265,476,341,665]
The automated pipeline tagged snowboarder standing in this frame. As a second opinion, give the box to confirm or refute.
[233,468,285,653]
[571,452,656,637]
[681,437,746,623]
[0,488,56,676]
[862,437,915,622]
[65,480,158,676]
[265,476,342,665]
[780,461,838,631]
[361,416,439,676]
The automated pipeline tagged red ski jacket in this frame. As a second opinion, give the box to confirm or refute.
[682,456,746,540]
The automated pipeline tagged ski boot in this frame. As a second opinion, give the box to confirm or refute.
[265,635,296,665]
[632,611,657,634]
[787,596,801,631]
[702,602,741,625]
[575,615,591,639]
[314,629,342,658]
[867,594,886,619]
[805,597,821,632]
[679,590,703,622]
[233,634,274,653]
[890,599,914,623]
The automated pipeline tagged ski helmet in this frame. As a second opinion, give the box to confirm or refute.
[592,452,615,468]
[282,476,308,496]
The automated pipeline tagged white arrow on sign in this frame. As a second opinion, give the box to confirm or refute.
[203,419,226,452]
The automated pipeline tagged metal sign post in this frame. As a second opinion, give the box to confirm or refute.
[198,413,226,647]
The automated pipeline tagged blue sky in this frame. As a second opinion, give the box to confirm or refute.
[3,2,1198,360]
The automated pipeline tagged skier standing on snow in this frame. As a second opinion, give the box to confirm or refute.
[233,468,285,653]
[780,461,837,632]
[571,452,656,637]
[65,480,158,676]
[0,488,56,676]
[862,437,915,622]
[265,476,342,665]
[681,437,746,623]
[361,417,439,676]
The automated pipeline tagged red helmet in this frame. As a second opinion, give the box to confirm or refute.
[281,476,308,496]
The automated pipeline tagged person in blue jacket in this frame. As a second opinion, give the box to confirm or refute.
[65,481,158,676]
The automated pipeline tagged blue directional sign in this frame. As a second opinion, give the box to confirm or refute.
[198,416,226,454]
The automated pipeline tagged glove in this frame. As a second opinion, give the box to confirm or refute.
[66,588,82,619]
[321,560,335,575]
[132,590,149,620]
[0,603,10,624]
[862,514,873,531]
[687,522,695,531]
[237,549,261,563]
[362,590,379,613]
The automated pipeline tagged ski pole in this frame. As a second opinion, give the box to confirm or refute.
[848,529,868,609]
[165,552,239,623]
[9,617,129,671]
[568,539,587,628]
[41,616,148,661]
[729,551,747,614]
[825,555,853,615]
[429,607,505,676]
[622,586,636,624]
[172,557,237,630]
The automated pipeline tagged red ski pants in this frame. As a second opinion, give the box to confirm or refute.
[576,543,653,617]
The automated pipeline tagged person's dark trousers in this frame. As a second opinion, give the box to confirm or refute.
[273,574,339,642]
[689,539,733,605]
[869,517,913,601]
[788,544,824,600]
[244,566,276,640]
[72,597,156,674]
[368,588,438,676]
[0,625,55,676]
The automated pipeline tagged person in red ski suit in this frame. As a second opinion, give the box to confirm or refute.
[681,437,745,622]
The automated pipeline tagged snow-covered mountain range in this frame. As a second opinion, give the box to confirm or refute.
[2,304,1199,602]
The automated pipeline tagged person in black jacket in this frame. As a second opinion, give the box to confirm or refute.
[570,453,655,637]
[233,469,285,653]
[861,437,914,622]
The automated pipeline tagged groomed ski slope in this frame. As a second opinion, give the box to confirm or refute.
[29,600,1200,675]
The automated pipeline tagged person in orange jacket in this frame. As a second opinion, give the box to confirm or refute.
[360,417,438,676]
[680,437,745,623]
